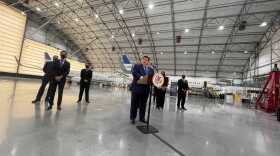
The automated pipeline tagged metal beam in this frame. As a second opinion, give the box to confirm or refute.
[41,0,279,24]
[194,0,210,77]
[216,0,250,78]
[83,0,123,61]
[57,9,280,32]
[134,0,158,66]
[242,12,280,77]
[107,0,141,61]
[170,0,176,75]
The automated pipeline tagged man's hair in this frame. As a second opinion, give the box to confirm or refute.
[60,50,67,54]
[143,55,150,61]
[53,55,58,59]
[182,75,186,78]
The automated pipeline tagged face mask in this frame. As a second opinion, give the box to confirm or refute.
[85,65,89,68]
[61,55,66,59]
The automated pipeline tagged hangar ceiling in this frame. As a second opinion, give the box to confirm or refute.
[6,0,280,78]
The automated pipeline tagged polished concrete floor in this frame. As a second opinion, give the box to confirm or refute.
[0,78,280,156]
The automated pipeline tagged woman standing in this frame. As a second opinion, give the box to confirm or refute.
[156,71,169,110]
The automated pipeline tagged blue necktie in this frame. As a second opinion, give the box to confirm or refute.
[144,67,148,75]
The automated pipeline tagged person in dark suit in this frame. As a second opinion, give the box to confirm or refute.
[47,51,70,111]
[156,71,169,110]
[177,75,189,110]
[32,55,59,103]
[130,56,154,124]
[77,63,93,103]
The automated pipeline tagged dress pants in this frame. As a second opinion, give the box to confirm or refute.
[78,82,90,102]
[177,91,186,108]
[130,92,149,121]
[48,78,66,107]
[156,90,166,108]
[35,75,49,101]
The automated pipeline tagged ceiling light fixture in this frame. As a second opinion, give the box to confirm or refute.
[111,35,115,39]
[156,32,160,35]
[259,22,267,27]
[54,2,59,7]
[218,25,224,30]
[132,33,135,37]
[21,11,26,15]
[211,50,215,54]
[36,7,41,12]
[184,28,190,33]
[95,14,99,18]
[119,9,124,15]
[148,4,154,9]
[244,50,248,54]
[160,52,163,55]
[75,18,79,22]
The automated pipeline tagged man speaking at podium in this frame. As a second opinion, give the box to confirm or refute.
[130,56,154,124]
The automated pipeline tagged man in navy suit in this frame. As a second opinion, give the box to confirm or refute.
[130,56,154,124]
[47,51,70,111]
[32,55,58,103]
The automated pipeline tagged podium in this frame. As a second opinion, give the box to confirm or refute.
[136,73,164,134]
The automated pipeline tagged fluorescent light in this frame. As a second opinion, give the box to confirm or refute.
[119,9,124,15]
[184,28,190,33]
[211,51,215,54]
[132,33,135,37]
[54,2,59,7]
[111,35,115,39]
[21,11,26,15]
[36,7,41,12]
[75,18,79,22]
[156,32,160,35]
[244,50,248,54]
[148,4,154,9]
[218,25,224,30]
[95,14,99,18]
[160,52,163,55]
[259,22,267,27]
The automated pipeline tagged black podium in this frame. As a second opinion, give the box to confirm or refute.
[136,85,159,134]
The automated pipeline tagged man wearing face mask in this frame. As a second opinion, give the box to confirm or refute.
[47,51,70,111]
[77,63,93,103]
[177,75,189,110]
[130,56,154,124]
[32,55,59,104]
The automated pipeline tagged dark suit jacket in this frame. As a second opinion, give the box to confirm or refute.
[177,79,189,93]
[80,69,92,84]
[131,64,154,94]
[53,59,70,80]
[43,61,55,77]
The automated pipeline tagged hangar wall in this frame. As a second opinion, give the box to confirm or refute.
[246,28,280,78]
[0,3,83,77]
[0,2,26,74]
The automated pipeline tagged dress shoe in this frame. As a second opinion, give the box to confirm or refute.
[131,120,135,124]
[139,120,147,123]
[177,107,181,110]
[57,107,62,111]
[86,101,90,103]
[46,106,52,111]
[182,107,187,111]
[77,100,81,103]
[32,100,39,104]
